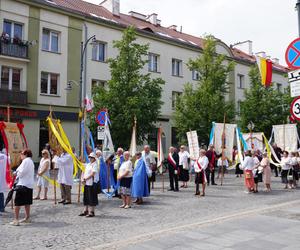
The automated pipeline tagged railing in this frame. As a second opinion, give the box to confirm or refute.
[0,89,28,105]
[0,39,29,59]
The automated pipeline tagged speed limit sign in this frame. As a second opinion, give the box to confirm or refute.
[290,97,300,121]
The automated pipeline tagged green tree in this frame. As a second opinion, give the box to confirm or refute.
[90,26,164,148]
[174,35,235,144]
[239,66,292,137]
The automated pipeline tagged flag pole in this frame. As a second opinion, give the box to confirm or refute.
[221,114,226,186]
[78,109,85,204]
[49,106,57,205]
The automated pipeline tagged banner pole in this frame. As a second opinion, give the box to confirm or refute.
[221,114,226,186]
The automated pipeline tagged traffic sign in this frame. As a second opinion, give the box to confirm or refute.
[285,38,300,69]
[97,126,105,140]
[290,97,300,121]
[96,109,107,126]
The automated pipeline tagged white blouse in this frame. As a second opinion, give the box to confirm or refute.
[56,153,74,186]
[0,153,8,193]
[179,151,190,169]
[119,160,133,178]
[281,157,292,170]
[194,156,209,173]
[83,161,99,186]
[16,157,35,189]
[241,156,255,171]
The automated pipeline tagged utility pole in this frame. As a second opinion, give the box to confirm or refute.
[296,0,300,36]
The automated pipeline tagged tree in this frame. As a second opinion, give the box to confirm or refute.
[239,66,292,137]
[174,35,235,144]
[90,26,164,148]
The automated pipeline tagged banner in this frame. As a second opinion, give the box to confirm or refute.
[273,124,298,152]
[186,130,199,159]
[213,123,237,161]
[242,132,264,151]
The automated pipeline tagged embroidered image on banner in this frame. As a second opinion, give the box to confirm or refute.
[3,122,24,168]
[186,130,199,159]
[273,124,298,152]
[242,132,264,151]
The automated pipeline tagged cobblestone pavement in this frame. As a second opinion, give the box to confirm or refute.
[1,172,300,250]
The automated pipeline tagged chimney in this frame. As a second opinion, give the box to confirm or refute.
[147,13,158,25]
[232,40,253,55]
[129,11,147,20]
[256,51,266,58]
[272,58,279,64]
[168,25,177,31]
[100,0,120,16]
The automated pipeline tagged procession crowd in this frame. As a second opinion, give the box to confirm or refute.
[0,142,299,226]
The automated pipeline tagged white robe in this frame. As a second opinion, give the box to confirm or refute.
[0,153,8,193]
[56,153,74,186]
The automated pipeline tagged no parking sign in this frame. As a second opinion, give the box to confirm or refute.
[96,109,107,126]
[285,38,300,69]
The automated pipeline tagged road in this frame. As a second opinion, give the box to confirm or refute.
[1,172,300,250]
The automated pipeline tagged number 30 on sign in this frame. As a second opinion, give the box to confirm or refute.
[290,97,300,121]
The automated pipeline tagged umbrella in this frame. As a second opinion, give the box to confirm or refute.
[4,177,18,208]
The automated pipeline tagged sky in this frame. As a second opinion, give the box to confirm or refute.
[85,0,298,66]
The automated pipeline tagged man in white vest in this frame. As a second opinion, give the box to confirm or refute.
[55,150,74,205]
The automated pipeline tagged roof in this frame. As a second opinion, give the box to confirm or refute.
[37,0,288,73]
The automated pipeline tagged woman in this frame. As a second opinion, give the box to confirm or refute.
[261,152,271,192]
[34,149,50,200]
[281,151,292,189]
[253,151,262,193]
[193,149,208,196]
[117,151,133,209]
[79,152,99,217]
[240,150,255,193]
[233,146,242,177]
[10,149,35,226]
[217,155,228,181]
[290,152,298,189]
[178,145,190,188]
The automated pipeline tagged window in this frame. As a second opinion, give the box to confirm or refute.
[172,91,182,109]
[171,127,179,148]
[92,79,106,89]
[172,59,182,76]
[3,20,23,39]
[40,72,59,95]
[0,66,21,90]
[148,53,159,72]
[92,42,106,62]
[192,70,200,81]
[237,74,245,89]
[42,29,59,53]
[277,83,282,92]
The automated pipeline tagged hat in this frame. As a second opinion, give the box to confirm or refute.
[88,152,96,159]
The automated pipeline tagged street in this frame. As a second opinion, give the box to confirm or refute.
[1,172,300,250]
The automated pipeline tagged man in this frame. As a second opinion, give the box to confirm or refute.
[0,149,8,213]
[167,147,179,192]
[271,143,282,177]
[113,148,124,197]
[206,145,217,185]
[55,150,74,205]
[142,145,156,193]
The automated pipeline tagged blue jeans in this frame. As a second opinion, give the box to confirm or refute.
[0,193,4,212]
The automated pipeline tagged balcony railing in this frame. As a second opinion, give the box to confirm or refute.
[0,89,28,105]
[0,38,29,59]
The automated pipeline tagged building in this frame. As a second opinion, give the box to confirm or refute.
[0,0,289,161]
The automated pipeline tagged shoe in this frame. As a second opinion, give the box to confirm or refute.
[19,218,31,224]
[9,220,20,226]
[119,204,126,208]
[180,185,185,188]
[133,199,138,203]
[40,197,47,200]
[86,212,95,217]
[33,197,40,200]
[200,193,205,197]
[79,211,88,216]
[212,183,217,185]
[124,205,131,209]
[58,200,65,204]
[63,201,72,205]
[195,192,200,196]
[167,189,174,191]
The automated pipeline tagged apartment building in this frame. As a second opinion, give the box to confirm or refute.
[0,0,289,161]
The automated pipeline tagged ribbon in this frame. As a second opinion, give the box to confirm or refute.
[262,133,281,167]
[209,122,215,145]
[167,153,177,170]
[17,123,28,148]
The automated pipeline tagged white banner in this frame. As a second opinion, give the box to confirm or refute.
[242,132,264,151]
[273,124,298,152]
[186,130,199,159]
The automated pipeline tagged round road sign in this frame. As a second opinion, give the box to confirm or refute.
[290,97,300,121]
[285,38,300,69]
[96,109,107,126]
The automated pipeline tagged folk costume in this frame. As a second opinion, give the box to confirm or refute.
[241,156,255,192]
[131,158,149,200]
[167,152,179,191]
[56,152,74,204]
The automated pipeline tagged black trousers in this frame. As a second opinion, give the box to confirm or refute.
[211,168,216,184]
[205,168,216,185]
[205,168,210,185]
[169,167,178,191]
[113,169,119,196]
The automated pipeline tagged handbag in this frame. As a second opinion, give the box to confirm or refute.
[94,181,101,194]
[245,172,251,179]
[288,169,294,181]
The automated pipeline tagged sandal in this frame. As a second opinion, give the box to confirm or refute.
[40,197,48,200]
[78,211,88,216]
[119,204,126,208]
[86,212,95,217]
[124,205,131,209]
[33,197,40,200]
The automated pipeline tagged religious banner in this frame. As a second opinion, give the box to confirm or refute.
[186,130,199,159]
[0,122,25,168]
[242,132,264,151]
[48,118,63,156]
[272,124,298,152]
[213,123,237,161]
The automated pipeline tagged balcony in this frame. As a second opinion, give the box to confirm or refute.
[0,89,28,105]
[0,38,29,59]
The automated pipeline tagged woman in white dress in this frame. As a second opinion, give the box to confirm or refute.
[34,149,50,200]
